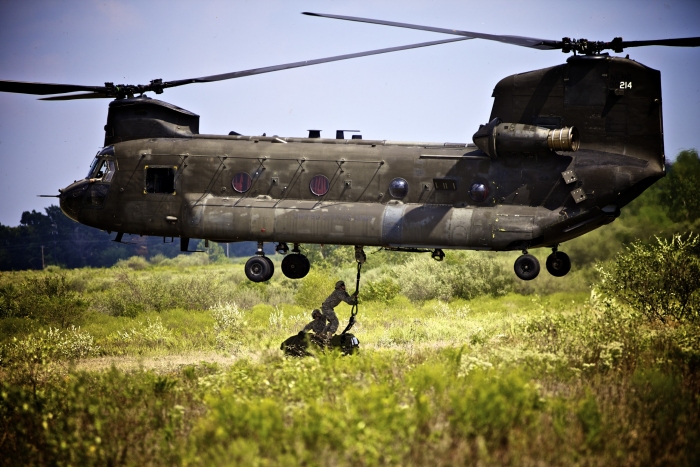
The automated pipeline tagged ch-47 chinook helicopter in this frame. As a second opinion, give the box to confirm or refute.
[2,12,699,283]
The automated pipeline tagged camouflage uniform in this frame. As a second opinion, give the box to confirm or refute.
[302,309,327,334]
[321,283,358,335]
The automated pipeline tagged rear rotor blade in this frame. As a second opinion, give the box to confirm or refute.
[163,37,470,89]
[620,37,700,48]
[303,12,700,54]
[303,12,559,50]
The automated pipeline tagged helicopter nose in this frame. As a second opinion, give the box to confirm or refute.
[59,179,89,222]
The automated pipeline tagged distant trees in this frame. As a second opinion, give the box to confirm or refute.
[0,205,182,270]
[658,149,700,224]
[0,205,273,271]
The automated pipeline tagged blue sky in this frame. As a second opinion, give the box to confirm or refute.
[1,0,699,226]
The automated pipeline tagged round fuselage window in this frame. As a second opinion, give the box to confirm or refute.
[232,173,252,193]
[388,177,409,199]
[310,174,330,196]
[469,182,489,202]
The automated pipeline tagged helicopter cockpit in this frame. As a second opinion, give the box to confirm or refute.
[87,146,116,182]
[58,146,117,220]
[86,159,115,182]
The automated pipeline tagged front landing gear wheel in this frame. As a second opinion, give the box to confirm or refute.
[281,254,310,279]
[514,254,540,280]
[245,256,274,282]
[546,251,571,277]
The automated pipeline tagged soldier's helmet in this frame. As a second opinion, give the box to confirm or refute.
[312,309,322,319]
[335,280,345,289]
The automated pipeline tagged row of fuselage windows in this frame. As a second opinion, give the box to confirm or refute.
[89,164,491,202]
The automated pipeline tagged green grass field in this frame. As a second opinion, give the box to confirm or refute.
[1,251,699,466]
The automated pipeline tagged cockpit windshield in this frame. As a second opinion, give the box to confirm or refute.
[87,157,100,179]
[87,158,116,182]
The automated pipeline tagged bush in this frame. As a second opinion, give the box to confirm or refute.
[597,233,700,323]
[115,256,150,270]
[362,277,401,303]
[0,273,87,327]
[390,253,511,302]
[94,268,237,317]
[1,326,100,365]
[294,270,336,309]
[210,302,247,353]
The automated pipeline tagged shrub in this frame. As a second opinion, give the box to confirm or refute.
[94,268,236,316]
[115,256,150,270]
[294,270,336,309]
[392,256,452,301]
[1,326,100,364]
[362,277,401,303]
[446,254,512,300]
[390,253,511,302]
[0,273,87,327]
[148,253,169,265]
[211,302,247,353]
[113,317,175,349]
[597,233,700,323]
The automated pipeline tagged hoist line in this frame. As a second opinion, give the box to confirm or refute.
[341,261,362,335]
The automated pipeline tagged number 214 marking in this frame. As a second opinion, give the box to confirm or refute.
[619,81,632,89]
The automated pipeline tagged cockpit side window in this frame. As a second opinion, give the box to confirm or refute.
[95,161,108,179]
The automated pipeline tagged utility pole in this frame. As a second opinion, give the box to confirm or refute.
[41,245,45,269]
[226,243,229,258]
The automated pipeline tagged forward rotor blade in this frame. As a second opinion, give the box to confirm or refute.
[40,92,109,101]
[2,38,469,99]
[163,37,470,89]
[0,80,105,96]
[620,37,700,48]
[303,12,559,50]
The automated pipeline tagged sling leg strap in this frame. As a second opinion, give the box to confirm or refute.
[341,260,362,335]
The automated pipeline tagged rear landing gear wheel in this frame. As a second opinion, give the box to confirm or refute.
[281,254,310,279]
[546,251,571,277]
[514,254,540,281]
[263,256,275,277]
[245,256,274,282]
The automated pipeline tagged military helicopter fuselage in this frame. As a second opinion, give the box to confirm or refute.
[56,53,664,281]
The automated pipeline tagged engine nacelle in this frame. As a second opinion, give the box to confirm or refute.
[473,118,579,158]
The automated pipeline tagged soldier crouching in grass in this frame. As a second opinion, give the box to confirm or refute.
[301,309,326,335]
[321,280,358,339]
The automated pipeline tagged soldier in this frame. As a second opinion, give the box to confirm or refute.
[321,280,358,337]
[301,308,326,335]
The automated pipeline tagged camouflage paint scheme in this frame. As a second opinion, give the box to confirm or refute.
[59,55,664,272]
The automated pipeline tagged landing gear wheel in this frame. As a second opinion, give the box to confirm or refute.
[514,254,540,281]
[546,251,571,277]
[281,254,310,279]
[431,249,445,261]
[263,256,275,278]
[245,256,273,282]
